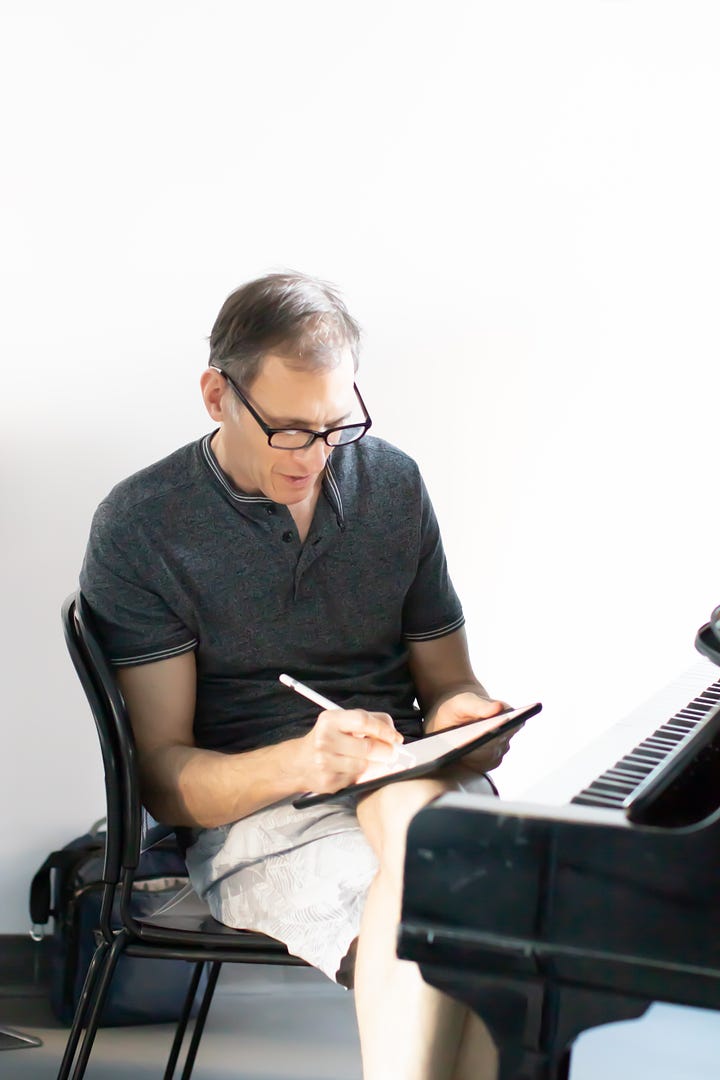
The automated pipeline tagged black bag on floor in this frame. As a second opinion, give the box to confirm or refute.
[30,819,203,1026]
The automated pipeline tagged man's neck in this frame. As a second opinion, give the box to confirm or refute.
[288,485,322,544]
[209,429,256,494]
[209,428,323,542]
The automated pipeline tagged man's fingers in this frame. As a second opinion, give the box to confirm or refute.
[322,733,398,765]
[321,708,402,746]
[314,712,402,768]
[455,693,506,718]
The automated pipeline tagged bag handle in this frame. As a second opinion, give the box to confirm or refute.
[29,823,107,937]
[29,850,80,936]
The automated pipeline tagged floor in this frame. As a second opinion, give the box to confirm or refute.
[2,963,719,1079]
[1,965,360,1079]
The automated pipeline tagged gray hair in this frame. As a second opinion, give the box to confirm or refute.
[208,271,361,388]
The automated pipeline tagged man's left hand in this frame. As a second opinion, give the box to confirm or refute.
[424,691,515,773]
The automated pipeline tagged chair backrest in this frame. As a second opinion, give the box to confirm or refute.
[61,591,149,883]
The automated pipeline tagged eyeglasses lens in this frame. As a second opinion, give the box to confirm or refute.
[269,425,367,449]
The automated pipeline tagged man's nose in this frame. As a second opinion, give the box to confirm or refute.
[292,437,332,470]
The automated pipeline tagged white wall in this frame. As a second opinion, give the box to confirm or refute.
[1,1,719,932]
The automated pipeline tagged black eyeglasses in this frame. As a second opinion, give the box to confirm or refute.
[212,367,372,450]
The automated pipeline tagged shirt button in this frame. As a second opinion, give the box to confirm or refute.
[282,530,294,543]
[266,505,276,515]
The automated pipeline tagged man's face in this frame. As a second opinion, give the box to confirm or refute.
[213,349,358,505]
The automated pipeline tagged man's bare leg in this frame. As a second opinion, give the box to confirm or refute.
[352,778,498,1080]
[451,1010,500,1080]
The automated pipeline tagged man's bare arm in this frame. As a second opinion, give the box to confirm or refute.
[115,653,401,829]
[407,627,493,726]
[408,628,512,772]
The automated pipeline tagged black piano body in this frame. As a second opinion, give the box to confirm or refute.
[398,667,720,1079]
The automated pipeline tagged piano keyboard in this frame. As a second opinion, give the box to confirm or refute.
[518,658,720,808]
[572,676,720,819]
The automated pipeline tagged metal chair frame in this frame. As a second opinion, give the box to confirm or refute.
[60,590,307,1080]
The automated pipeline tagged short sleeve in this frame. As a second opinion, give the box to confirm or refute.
[79,501,198,667]
[401,476,465,642]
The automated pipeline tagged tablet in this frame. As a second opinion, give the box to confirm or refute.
[292,702,541,808]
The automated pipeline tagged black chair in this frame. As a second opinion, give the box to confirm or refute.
[60,590,308,1080]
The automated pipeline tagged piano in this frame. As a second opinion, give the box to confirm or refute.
[398,650,720,1079]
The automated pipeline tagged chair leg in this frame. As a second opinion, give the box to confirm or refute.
[162,962,207,1080]
[63,932,128,1080]
[178,961,223,1080]
[56,939,110,1080]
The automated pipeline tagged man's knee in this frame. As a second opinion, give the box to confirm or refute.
[356,776,453,870]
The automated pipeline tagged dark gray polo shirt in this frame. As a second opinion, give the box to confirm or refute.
[80,433,465,753]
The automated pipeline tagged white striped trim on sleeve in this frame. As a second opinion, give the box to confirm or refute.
[109,639,198,667]
[403,614,465,642]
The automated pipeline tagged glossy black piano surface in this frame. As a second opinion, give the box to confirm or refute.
[399,666,720,1079]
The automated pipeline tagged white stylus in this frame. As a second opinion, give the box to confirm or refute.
[279,673,340,711]
[278,673,413,763]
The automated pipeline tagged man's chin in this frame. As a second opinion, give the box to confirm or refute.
[273,474,319,501]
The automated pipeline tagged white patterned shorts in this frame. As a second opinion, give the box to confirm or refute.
[185,771,495,985]
[184,796,377,985]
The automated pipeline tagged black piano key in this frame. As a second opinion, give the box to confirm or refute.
[595,787,635,800]
[587,779,636,795]
[604,764,651,781]
[573,790,628,808]
[583,794,626,807]
[630,749,666,763]
[661,729,695,742]
[612,752,645,763]
[616,760,653,776]
[609,761,651,777]
[602,777,642,792]
[604,767,646,781]
[604,777,644,792]
[643,736,681,750]
[632,748,673,759]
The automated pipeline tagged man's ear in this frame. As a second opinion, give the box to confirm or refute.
[200,368,229,422]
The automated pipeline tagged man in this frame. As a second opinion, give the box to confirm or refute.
[80,271,513,1079]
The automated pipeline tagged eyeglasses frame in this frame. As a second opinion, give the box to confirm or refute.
[211,366,372,449]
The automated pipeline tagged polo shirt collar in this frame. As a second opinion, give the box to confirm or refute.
[199,432,345,529]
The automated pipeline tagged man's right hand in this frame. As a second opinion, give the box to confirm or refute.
[116,652,405,824]
[297,708,404,793]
